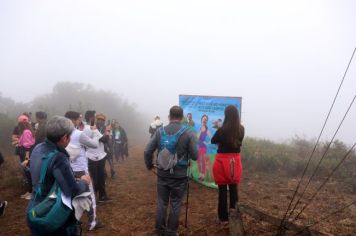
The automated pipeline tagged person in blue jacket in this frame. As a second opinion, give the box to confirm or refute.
[27,116,91,236]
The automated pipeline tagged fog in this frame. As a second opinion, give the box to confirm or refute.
[1,0,355,144]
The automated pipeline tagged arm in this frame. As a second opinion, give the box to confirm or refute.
[188,130,198,161]
[79,132,99,149]
[211,129,221,144]
[240,125,245,142]
[12,134,19,146]
[121,129,128,142]
[144,131,159,170]
[52,154,88,198]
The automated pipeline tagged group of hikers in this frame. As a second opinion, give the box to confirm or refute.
[1,110,129,233]
[1,104,244,236]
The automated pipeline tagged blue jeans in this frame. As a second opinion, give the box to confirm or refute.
[156,176,187,236]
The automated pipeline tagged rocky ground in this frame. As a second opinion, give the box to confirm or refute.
[0,144,355,235]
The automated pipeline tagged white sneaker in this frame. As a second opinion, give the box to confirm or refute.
[25,193,32,200]
[0,201,7,216]
[21,192,31,199]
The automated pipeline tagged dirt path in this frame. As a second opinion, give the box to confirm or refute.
[0,144,355,235]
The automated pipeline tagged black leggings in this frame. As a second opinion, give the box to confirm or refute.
[218,184,238,221]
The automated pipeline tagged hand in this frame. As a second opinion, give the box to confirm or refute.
[80,175,91,185]
[21,160,29,167]
[151,165,157,175]
[90,125,97,130]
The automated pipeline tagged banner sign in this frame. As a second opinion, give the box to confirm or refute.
[179,94,242,188]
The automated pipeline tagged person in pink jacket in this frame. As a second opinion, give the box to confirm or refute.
[17,115,35,200]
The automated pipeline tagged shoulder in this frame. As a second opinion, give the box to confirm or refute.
[240,125,245,132]
[51,150,70,168]
[214,128,222,135]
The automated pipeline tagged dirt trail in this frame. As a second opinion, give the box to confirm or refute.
[0,144,355,235]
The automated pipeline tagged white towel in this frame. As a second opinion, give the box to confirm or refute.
[72,191,92,220]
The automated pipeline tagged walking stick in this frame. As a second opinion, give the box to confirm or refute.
[185,160,191,234]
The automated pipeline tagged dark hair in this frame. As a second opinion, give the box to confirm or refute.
[35,111,47,120]
[169,106,183,120]
[84,110,96,123]
[201,114,208,129]
[64,111,80,120]
[221,105,242,147]
[18,122,34,136]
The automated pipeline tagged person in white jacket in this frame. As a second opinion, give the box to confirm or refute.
[64,111,104,231]
[84,111,112,203]
[149,115,163,137]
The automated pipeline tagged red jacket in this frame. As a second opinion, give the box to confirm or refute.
[213,153,242,185]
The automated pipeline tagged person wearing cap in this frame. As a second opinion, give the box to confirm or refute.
[15,115,36,200]
[83,111,112,203]
[11,113,30,151]
[149,115,163,137]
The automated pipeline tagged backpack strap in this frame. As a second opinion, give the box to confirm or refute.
[175,126,188,138]
[34,150,59,198]
[159,125,187,138]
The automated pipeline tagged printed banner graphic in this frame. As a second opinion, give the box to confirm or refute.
[179,95,242,188]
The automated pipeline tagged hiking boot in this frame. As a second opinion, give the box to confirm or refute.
[88,221,105,231]
[98,196,112,203]
[0,201,8,217]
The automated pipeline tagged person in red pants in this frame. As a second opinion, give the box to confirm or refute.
[212,105,245,224]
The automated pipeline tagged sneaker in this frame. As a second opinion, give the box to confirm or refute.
[88,221,105,231]
[20,192,31,199]
[216,218,229,225]
[0,201,8,217]
[25,193,32,200]
[98,196,112,203]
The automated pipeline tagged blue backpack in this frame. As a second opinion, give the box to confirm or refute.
[157,126,188,173]
[27,150,73,233]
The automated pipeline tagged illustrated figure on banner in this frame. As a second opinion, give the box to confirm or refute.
[183,112,195,129]
[197,114,212,181]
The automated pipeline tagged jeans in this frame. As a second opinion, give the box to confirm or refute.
[156,176,187,236]
[218,184,238,221]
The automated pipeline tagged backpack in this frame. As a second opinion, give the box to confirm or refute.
[27,150,73,233]
[157,126,188,173]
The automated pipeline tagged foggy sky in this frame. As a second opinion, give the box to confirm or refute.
[1,0,356,144]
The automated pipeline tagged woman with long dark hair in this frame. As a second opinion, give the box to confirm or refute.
[211,105,245,224]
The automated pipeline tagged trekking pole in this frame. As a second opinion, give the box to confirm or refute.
[185,160,191,233]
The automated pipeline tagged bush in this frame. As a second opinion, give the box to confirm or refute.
[241,137,356,188]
